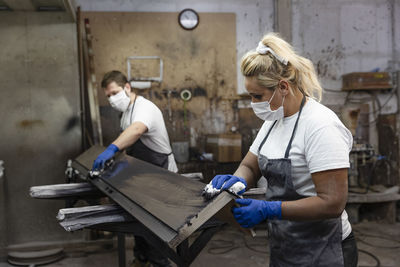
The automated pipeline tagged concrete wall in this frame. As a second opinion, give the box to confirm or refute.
[292,0,400,149]
[292,0,398,97]
[0,12,82,255]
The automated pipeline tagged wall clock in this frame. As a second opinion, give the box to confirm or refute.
[178,9,199,30]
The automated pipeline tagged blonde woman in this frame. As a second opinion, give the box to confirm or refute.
[205,33,357,266]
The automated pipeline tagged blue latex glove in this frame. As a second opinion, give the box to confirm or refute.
[232,199,282,228]
[211,174,247,195]
[92,144,119,170]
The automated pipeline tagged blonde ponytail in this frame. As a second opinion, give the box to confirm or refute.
[241,33,322,101]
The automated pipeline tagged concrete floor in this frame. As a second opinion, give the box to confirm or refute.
[1,221,399,267]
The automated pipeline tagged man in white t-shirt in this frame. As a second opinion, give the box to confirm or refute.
[92,70,177,173]
[93,70,176,267]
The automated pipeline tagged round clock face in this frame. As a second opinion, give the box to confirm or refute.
[178,9,199,30]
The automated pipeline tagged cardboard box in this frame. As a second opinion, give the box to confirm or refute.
[342,72,392,91]
[206,134,242,162]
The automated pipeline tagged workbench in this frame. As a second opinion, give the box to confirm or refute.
[31,146,243,267]
[346,186,400,224]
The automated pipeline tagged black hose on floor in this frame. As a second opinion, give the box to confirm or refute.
[354,229,400,249]
[207,231,269,255]
[358,249,380,267]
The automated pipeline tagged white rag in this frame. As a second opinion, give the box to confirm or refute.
[203,181,246,198]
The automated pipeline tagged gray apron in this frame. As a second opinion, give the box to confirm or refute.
[126,139,170,169]
[257,96,344,267]
[122,97,171,169]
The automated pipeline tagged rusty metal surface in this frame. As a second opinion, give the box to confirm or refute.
[101,156,209,231]
[376,114,399,186]
[74,146,234,247]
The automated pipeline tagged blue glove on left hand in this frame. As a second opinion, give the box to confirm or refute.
[232,199,282,228]
[211,174,247,194]
[92,144,119,170]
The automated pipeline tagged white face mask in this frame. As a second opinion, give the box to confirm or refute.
[250,90,285,121]
[108,88,131,112]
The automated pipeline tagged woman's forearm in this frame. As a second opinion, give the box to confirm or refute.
[281,195,346,221]
[233,164,258,188]
[281,168,348,221]
[233,152,261,189]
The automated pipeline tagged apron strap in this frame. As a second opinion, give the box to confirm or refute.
[257,120,278,155]
[120,95,138,131]
[284,95,306,158]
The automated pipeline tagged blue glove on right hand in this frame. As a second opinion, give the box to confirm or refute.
[233,199,282,228]
[92,144,119,170]
[211,174,247,195]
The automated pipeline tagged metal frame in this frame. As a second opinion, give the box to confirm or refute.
[68,145,235,266]
[127,56,163,83]
[91,220,223,267]
[89,172,234,248]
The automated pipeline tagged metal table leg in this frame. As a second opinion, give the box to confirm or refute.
[93,221,223,267]
[118,233,126,267]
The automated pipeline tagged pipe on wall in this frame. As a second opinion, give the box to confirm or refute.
[0,160,7,260]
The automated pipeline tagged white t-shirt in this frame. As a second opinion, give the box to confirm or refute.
[249,98,353,240]
[120,96,178,173]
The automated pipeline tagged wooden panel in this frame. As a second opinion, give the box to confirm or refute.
[81,11,237,104]
[80,11,238,140]
[342,72,392,91]
[83,18,103,145]
[206,134,242,162]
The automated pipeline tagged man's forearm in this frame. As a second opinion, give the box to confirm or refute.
[112,122,146,150]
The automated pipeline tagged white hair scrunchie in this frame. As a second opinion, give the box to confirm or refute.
[256,41,288,65]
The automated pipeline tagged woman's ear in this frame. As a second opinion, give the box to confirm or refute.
[278,80,289,96]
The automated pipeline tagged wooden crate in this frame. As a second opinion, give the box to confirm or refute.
[206,134,242,162]
[342,72,392,91]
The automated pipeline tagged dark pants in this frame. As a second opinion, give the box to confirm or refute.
[342,231,358,267]
[134,236,171,267]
